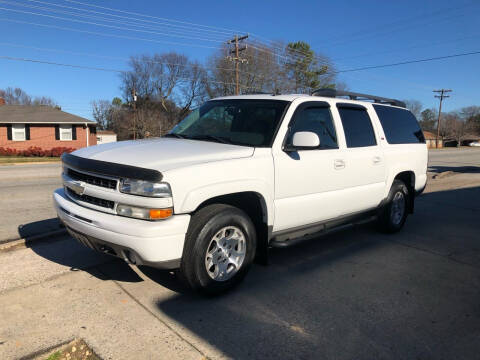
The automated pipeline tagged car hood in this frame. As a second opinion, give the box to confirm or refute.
[72,138,254,172]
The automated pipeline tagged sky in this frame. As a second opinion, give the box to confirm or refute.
[0,0,479,120]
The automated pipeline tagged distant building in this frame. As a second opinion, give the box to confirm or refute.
[96,130,117,144]
[423,131,443,148]
[0,100,97,150]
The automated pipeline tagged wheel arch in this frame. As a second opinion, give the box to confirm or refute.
[191,191,271,265]
[393,170,416,213]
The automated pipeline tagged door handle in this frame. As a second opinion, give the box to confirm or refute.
[373,156,382,164]
[334,159,345,170]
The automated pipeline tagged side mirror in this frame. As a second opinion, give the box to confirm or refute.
[285,131,320,151]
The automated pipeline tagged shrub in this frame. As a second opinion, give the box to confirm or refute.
[0,146,75,157]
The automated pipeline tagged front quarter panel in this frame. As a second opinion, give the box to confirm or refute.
[162,148,275,225]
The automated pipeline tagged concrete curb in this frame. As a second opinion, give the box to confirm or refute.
[0,229,68,252]
[0,160,61,166]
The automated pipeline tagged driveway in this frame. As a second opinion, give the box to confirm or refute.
[0,149,479,359]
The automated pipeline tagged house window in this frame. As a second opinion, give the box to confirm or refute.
[12,124,26,141]
[59,125,72,141]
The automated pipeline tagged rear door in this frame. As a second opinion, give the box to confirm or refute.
[334,103,386,213]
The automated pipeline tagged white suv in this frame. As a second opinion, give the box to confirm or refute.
[54,89,428,294]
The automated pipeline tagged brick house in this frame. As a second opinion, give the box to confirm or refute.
[423,131,443,148]
[0,102,96,151]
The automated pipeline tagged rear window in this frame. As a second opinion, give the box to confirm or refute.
[337,106,377,148]
[373,104,425,144]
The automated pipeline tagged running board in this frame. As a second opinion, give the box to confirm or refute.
[269,210,377,248]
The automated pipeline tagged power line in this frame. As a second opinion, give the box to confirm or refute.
[62,0,243,34]
[0,18,222,50]
[0,41,260,76]
[1,0,229,42]
[331,50,480,74]
[2,49,479,80]
[0,6,227,43]
[21,0,237,36]
[0,55,261,89]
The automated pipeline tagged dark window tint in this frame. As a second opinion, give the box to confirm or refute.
[373,104,425,144]
[338,107,377,148]
[288,107,337,149]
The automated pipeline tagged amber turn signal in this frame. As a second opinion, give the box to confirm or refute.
[149,208,173,219]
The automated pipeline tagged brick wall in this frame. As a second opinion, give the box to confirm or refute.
[0,124,97,150]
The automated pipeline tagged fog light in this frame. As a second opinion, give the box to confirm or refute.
[116,204,172,220]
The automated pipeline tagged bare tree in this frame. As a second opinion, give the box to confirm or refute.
[443,112,473,146]
[0,87,57,107]
[404,99,423,119]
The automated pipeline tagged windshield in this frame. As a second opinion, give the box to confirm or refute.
[168,99,289,147]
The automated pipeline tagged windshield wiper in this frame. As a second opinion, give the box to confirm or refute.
[163,133,186,139]
[190,135,232,145]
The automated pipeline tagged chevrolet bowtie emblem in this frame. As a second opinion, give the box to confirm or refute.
[68,182,86,196]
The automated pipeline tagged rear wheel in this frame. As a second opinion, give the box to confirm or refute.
[378,179,409,233]
[179,204,256,295]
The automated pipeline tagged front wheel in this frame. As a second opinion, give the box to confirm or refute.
[179,204,256,295]
[377,179,409,233]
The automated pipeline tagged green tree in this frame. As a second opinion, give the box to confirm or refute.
[420,108,437,132]
[284,41,334,93]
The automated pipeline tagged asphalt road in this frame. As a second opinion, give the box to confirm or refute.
[0,148,479,359]
[0,163,61,241]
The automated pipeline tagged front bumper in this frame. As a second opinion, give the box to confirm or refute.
[53,188,190,269]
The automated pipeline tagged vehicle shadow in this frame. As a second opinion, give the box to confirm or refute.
[147,186,480,360]
[428,165,480,174]
[28,236,144,283]
[16,217,63,241]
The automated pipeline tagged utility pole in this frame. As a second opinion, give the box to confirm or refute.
[433,89,452,148]
[132,87,137,140]
[226,34,248,95]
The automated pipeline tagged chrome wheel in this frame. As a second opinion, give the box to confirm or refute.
[390,191,406,225]
[204,226,246,282]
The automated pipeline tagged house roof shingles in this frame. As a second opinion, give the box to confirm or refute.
[0,105,95,124]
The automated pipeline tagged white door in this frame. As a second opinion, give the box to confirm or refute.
[334,104,386,213]
[273,102,350,232]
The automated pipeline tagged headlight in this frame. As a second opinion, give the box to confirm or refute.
[120,179,171,197]
[116,204,173,220]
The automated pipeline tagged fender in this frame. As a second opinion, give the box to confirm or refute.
[178,179,274,226]
[383,164,417,199]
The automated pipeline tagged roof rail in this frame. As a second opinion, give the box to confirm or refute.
[311,88,406,108]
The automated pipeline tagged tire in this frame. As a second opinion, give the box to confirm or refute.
[377,179,410,233]
[179,204,257,295]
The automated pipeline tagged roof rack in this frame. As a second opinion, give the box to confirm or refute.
[311,88,406,108]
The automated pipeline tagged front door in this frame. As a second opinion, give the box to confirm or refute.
[272,102,349,233]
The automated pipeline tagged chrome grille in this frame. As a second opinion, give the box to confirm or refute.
[66,187,115,209]
[67,168,117,190]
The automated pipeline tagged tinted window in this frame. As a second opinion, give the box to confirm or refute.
[170,100,289,147]
[288,107,338,149]
[338,106,377,148]
[373,104,425,144]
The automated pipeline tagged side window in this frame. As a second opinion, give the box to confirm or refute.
[288,107,338,149]
[373,104,425,144]
[337,106,377,148]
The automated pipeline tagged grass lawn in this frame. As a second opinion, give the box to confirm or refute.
[0,156,61,164]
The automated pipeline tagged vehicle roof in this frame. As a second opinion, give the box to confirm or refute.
[211,94,407,109]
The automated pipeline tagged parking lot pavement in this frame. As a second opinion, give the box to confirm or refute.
[0,163,62,241]
[0,151,479,359]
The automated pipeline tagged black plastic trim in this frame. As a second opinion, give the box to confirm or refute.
[62,153,163,182]
[269,208,377,247]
